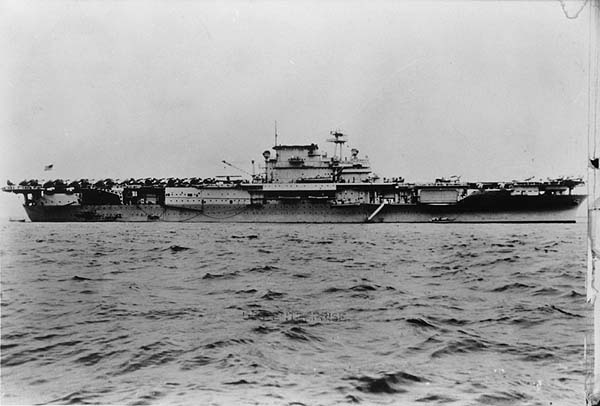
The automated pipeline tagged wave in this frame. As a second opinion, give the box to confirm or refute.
[475,391,530,404]
[47,390,95,405]
[252,325,278,334]
[230,234,258,240]
[247,265,279,273]
[224,379,254,385]
[114,348,184,375]
[405,317,439,330]
[491,282,532,292]
[282,326,322,342]
[71,275,92,281]
[547,305,583,318]
[349,284,378,292]
[204,338,253,349]
[430,338,489,358]
[75,350,124,366]
[415,394,457,403]
[202,271,239,280]
[2,340,84,367]
[262,290,285,300]
[167,245,190,252]
[179,355,213,371]
[347,371,429,394]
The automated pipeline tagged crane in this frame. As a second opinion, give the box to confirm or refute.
[221,160,255,179]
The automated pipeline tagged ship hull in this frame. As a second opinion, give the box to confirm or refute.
[22,194,585,223]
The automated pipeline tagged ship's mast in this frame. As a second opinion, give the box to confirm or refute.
[327,131,348,160]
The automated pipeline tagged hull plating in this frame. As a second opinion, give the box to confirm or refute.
[23,195,584,223]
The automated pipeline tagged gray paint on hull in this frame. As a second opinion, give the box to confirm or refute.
[23,196,585,223]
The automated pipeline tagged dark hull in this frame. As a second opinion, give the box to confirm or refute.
[22,194,585,223]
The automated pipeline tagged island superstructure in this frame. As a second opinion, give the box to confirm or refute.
[2,132,585,223]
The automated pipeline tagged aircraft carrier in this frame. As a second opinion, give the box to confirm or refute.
[2,132,585,223]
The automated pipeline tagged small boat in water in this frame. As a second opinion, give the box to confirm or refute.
[429,217,456,223]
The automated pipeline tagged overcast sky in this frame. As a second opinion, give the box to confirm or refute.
[0,0,594,216]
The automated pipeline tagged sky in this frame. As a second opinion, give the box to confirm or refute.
[0,0,595,217]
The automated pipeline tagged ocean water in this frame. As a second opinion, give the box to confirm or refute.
[0,222,590,405]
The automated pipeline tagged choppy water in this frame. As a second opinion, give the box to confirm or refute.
[0,222,590,405]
